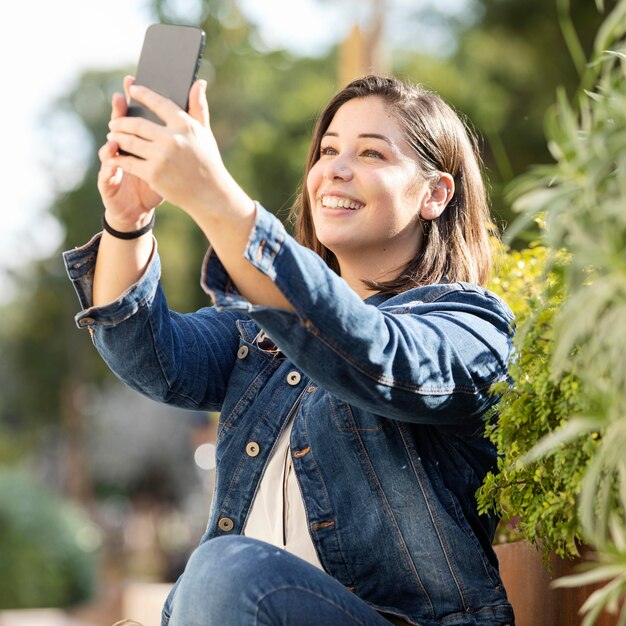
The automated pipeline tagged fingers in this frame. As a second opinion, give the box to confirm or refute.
[98,140,118,163]
[111,92,127,120]
[107,130,153,161]
[188,80,209,127]
[110,76,135,121]
[97,141,123,188]
[123,75,136,104]
[128,84,184,126]
[108,115,160,141]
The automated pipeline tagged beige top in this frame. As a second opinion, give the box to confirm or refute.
[243,417,324,570]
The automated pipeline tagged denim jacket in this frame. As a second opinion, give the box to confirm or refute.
[64,204,515,626]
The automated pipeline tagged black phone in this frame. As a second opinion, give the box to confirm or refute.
[126,23,206,126]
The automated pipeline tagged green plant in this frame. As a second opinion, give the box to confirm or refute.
[0,469,98,609]
[481,243,598,559]
[481,0,626,623]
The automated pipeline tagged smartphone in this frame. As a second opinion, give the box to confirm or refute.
[126,23,206,126]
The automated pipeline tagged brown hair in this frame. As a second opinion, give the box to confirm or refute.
[290,74,493,292]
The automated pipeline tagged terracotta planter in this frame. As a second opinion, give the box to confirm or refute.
[495,541,618,626]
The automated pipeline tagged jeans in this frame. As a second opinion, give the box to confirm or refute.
[167,536,397,626]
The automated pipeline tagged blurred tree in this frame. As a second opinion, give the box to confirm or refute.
[0,469,97,609]
[392,0,615,237]
[0,0,335,504]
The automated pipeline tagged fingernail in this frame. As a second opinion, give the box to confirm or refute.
[200,80,207,90]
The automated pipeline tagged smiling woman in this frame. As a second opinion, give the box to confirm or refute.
[64,74,515,625]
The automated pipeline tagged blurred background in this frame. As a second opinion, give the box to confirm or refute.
[0,0,610,623]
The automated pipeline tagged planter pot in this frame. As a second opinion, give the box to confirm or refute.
[495,541,618,626]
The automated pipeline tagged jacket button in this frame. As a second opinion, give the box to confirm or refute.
[237,345,249,359]
[246,441,260,457]
[79,317,95,327]
[218,517,234,532]
[287,371,301,386]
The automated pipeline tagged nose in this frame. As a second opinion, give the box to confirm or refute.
[323,154,353,182]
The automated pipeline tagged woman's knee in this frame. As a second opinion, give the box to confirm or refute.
[181,536,287,597]
[169,536,290,625]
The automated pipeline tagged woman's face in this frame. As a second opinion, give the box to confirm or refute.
[306,96,432,274]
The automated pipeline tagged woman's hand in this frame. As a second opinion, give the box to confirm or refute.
[105,79,250,221]
[101,77,288,311]
[97,76,164,231]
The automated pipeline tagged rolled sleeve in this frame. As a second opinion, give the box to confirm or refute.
[62,232,160,329]
[200,202,289,312]
[197,203,514,424]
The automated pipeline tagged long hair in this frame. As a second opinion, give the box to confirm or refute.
[290,75,493,292]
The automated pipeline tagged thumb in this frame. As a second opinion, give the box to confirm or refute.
[188,80,209,127]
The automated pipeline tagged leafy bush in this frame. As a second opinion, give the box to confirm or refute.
[482,243,596,558]
[480,0,626,622]
[0,469,98,609]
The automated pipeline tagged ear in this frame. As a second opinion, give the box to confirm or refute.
[420,173,454,221]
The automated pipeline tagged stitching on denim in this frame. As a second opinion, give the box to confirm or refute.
[327,397,382,433]
[446,489,500,587]
[219,384,296,530]
[297,402,355,583]
[302,324,499,395]
[285,279,510,396]
[236,318,258,343]
[85,270,160,327]
[397,423,469,610]
[437,602,513,623]
[220,359,276,430]
[142,303,215,408]
[347,419,436,619]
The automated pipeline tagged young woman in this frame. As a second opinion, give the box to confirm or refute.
[65,74,515,625]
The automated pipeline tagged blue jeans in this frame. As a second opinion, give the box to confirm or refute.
[167,536,397,625]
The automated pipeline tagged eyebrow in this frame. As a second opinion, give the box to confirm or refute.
[322,131,394,146]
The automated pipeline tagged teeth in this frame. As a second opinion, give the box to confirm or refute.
[321,196,363,210]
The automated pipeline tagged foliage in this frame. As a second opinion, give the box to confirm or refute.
[481,243,596,558]
[0,2,336,442]
[394,0,614,235]
[0,469,98,608]
[482,1,626,622]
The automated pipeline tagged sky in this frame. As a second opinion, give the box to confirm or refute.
[0,0,359,302]
[0,0,465,303]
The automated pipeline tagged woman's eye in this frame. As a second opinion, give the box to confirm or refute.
[320,145,337,156]
[362,149,384,159]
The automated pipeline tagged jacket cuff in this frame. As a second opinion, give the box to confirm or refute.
[200,202,287,311]
[62,232,160,329]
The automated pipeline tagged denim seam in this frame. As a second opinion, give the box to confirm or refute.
[299,400,355,584]
[147,308,204,407]
[236,318,260,343]
[446,491,500,587]
[330,398,381,433]
[347,412,436,619]
[217,383,292,533]
[80,274,159,327]
[397,423,469,611]
[299,317,498,395]
[220,360,275,431]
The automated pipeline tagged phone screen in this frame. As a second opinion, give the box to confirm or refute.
[127,24,206,125]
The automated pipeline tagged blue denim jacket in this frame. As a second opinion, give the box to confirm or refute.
[64,204,515,626]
